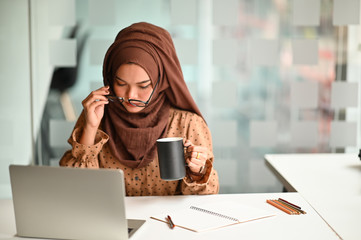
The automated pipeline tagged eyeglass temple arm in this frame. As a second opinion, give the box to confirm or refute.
[145,76,160,104]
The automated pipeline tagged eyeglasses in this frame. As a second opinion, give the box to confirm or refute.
[106,76,160,107]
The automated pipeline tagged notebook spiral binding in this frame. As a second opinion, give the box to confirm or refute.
[190,206,239,222]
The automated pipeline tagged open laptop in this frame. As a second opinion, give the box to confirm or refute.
[9,165,145,240]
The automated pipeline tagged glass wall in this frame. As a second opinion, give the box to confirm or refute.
[0,0,32,198]
[1,0,360,197]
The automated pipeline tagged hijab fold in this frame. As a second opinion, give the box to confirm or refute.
[102,22,202,168]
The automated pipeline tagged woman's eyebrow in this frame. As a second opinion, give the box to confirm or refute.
[115,76,126,82]
[115,76,151,84]
[137,80,151,85]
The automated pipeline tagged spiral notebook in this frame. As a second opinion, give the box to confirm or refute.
[151,201,275,232]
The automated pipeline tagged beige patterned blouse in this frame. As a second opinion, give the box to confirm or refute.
[59,107,219,196]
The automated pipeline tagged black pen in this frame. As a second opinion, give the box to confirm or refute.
[166,215,175,229]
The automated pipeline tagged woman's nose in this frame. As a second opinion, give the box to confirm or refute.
[126,87,138,100]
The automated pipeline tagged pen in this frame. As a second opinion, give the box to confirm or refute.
[166,215,175,229]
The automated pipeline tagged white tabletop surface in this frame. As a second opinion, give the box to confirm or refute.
[265,153,361,240]
[0,192,339,240]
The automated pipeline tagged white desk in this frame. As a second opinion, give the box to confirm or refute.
[0,193,338,240]
[265,153,361,240]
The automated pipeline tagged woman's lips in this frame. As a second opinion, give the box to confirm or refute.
[125,102,136,107]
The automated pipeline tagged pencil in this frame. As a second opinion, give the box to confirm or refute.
[275,200,300,215]
[266,199,297,215]
[278,198,301,209]
[278,198,306,214]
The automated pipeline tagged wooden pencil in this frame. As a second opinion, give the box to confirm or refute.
[278,198,301,209]
[266,199,297,215]
[275,199,300,215]
[278,198,306,214]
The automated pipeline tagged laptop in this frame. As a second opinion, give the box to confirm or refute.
[9,165,145,240]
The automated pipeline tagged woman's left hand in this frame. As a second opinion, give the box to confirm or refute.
[184,139,208,175]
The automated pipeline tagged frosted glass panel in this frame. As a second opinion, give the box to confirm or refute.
[249,159,277,186]
[290,121,318,148]
[214,159,237,187]
[50,158,61,167]
[212,81,237,108]
[89,39,113,65]
[250,121,277,147]
[331,82,358,108]
[292,0,320,26]
[213,0,238,25]
[292,39,318,65]
[48,0,75,26]
[249,39,278,66]
[330,122,357,147]
[0,119,13,146]
[185,81,197,102]
[213,39,238,66]
[171,0,197,25]
[49,120,75,148]
[0,77,13,107]
[290,81,318,109]
[173,39,197,65]
[90,81,104,92]
[0,40,11,73]
[0,0,31,198]
[333,0,360,25]
[0,158,12,184]
[49,39,77,67]
[211,120,237,147]
[89,0,116,25]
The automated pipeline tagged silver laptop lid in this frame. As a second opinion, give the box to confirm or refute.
[9,165,129,240]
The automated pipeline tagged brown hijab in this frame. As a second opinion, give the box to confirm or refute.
[102,22,202,169]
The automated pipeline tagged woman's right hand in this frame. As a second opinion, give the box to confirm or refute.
[81,86,110,130]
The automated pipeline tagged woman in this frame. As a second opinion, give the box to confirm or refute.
[60,22,219,196]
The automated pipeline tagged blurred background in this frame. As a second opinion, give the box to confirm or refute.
[1,0,361,198]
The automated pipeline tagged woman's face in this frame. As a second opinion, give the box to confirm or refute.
[113,64,153,113]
